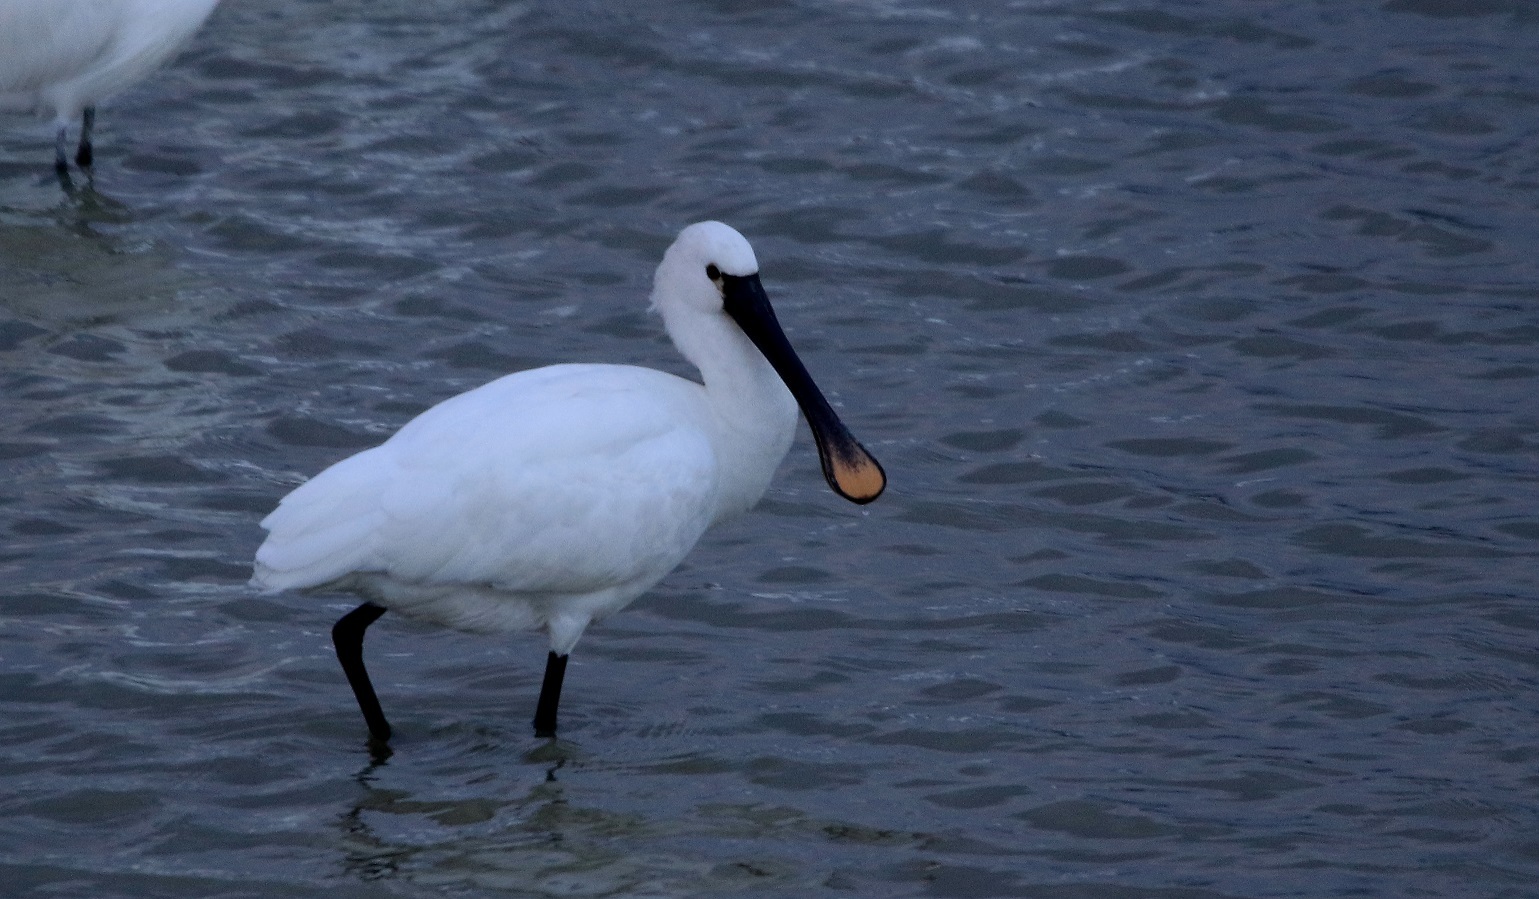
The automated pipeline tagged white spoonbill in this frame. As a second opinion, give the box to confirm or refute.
[0,0,222,182]
[252,222,886,741]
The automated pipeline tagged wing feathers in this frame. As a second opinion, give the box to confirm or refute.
[251,365,721,599]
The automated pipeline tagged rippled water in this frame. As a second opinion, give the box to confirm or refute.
[3,1,1538,896]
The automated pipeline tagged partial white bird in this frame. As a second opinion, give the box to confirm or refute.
[0,0,222,183]
[252,222,886,742]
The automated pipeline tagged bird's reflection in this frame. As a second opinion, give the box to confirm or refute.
[335,737,584,886]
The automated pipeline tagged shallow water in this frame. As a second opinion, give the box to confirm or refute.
[3,1,1538,896]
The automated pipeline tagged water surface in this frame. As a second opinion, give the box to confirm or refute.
[3,1,1538,896]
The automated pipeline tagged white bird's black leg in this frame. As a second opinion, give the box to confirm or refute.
[333,602,391,741]
[75,107,96,172]
[54,124,74,188]
[532,651,568,738]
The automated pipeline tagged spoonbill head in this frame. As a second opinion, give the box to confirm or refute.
[0,0,222,184]
[252,222,885,742]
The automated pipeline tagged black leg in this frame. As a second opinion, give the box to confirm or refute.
[75,107,96,171]
[333,602,391,742]
[54,125,73,189]
[532,651,569,738]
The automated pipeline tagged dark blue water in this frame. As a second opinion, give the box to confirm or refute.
[3,1,1538,896]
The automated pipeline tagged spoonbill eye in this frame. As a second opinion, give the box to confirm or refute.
[706,263,721,282]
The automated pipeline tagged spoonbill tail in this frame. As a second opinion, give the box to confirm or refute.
[0,0,222,184]
[252,222,886,741]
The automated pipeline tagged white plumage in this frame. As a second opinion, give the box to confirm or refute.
[257,365,742,652]
[0,0,221,178]
[253,222,885,740]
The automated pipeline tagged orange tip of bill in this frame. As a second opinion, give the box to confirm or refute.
[830,450,887,504]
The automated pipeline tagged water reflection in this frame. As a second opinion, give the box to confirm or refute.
[3,0,1538,896]
[0,220,186,325]
[333,739,932,895]
[337,747,647,893]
